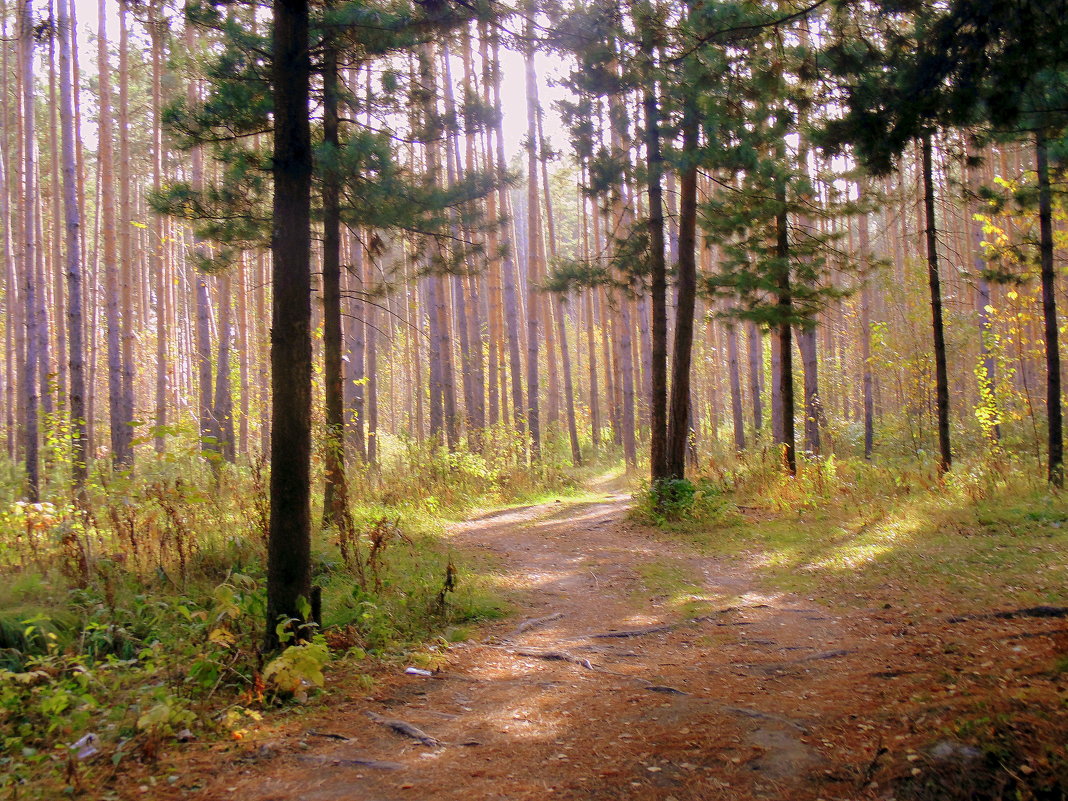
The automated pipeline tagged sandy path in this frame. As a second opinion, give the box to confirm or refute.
[167,490,1068,801]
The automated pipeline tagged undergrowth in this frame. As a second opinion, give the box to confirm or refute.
[0,437,590,798]
[634,449,1068,611]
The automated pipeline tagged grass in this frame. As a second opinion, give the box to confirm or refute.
[657,452,1068,612]
[0,440,604,799]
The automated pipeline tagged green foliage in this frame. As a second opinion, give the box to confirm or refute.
[263,637,330,702]
[0,424,588,795]
[632,477,729,527]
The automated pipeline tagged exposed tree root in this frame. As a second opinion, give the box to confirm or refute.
[364,711,441,747]
[948,606,1068,623]
[510,612,564,637]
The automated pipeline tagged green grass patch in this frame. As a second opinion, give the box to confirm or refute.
[662,453,1068,611]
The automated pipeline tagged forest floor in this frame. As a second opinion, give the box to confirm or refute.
[127,475,1068,801]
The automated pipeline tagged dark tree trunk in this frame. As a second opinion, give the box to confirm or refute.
[776,186,796,476]
[321,35,347,525]
[858,206,874,459]
[921,133,952,474]
[1036,128,1063,487]
[265,0,313,650]
[642,20,668,483]
[665,98,698,480]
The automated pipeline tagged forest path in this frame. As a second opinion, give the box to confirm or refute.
[185,486,879,801]
[172,486,1065,801]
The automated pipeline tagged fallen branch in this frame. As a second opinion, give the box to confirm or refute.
[364,711,441,747]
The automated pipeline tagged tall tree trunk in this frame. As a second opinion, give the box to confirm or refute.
[183,20,217,458]
[441,43,479,450]
[642,17,668,482]
[59,0,86,489]
[582,188,600,452]
[1,55,17,461]
[365,252,378,465]
[797,327,821,455]
[727,321,746,451]
[858,204,874,459]
[1036,128,1063,487]
[213,273,235,460]
[151,13,167,455]
[321,32,347,523]
[418,44,458,449]
[776,184,797,476]
[20,0,39,498]
[349,229,367,461]
[747,322,763,437]
[537,117,581,466]
[117,0,135,466]
[487,31,524,437]
[921,133,952,474]
[665,92,698,480]
[48,5,67,420]
[459,31,487,441]
[237,259,249,457]
[523,19,542,461]
[265,0,313,649]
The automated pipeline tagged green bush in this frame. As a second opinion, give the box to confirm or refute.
[632,477,730,527]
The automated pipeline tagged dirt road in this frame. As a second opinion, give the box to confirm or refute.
[170,490,1068,801]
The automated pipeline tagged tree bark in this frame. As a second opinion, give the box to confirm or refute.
[858,204,874,459]
[321,32,347,523]
[797,327,821,455]
[921,133,952,474]
[213,273,235,460]
[117,0,135,467]
[59,0,86,489]
[666,96,698,479]
[523,20,542,461]
[1036,128,1063,486]
[265,0,313,649]
[642,19,668,482]
[150,12,167,455]
[776,185,796,476]
[20,0,39,498]
[747,322,763,437]
[727,321,746,451]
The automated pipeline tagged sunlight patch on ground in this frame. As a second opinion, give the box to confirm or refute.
[807,509,924,572]
[738,590,784,606]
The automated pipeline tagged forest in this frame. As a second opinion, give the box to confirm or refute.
[2,0,1068,797]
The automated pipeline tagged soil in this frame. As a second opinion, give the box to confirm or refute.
[134,488,1068,801]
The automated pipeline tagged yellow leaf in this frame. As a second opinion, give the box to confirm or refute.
[209,627,236,647]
